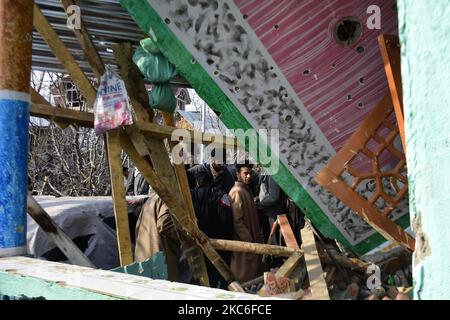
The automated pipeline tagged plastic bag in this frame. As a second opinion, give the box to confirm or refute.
[93,67,133,135]
[133,39,177,113]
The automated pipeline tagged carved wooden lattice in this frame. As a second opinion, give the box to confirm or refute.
[316,92,415,251]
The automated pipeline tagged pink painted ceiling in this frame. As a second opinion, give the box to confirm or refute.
[234,0,398,152]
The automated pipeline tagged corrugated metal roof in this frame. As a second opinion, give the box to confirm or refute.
[33,0,146,77]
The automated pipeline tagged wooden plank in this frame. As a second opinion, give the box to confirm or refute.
[174,162,198,224]
[30,88,50,105]
[161,113,240,288]
[112,44,236,287]
[276,252,303,278]
[119,130,212,287]
[266,219,279,245]
[33,4,96,105]
[209,239,301,257]
[30,103,94,128]
[378,34,406,151]
[29,101,237,152]
[60,0,105,79]
[143,137,178,193]
[27,194,96,268]
[141,136,215,287]
[119,130,188,218]
[31,88,71,129]
[301,223,330,300]
[0,256,258,299]
[143,136,239,287]
[277,214,300,250]
[137,121,240,149]
[113,45,209,287]
[162,112,198,224]
[106,129,133,266]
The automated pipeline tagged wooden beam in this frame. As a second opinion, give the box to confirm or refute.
[138,121,241,149]
[33,4,96,105]
[301,224,330,300]
[378,34,406,151]
[27,194,96,268]
[30,103,94,128]
[106,129,133,266]
[119,130,211,287]
[28,101,238,148]
[162,112,198,224]
[163,113,242,288]
[30,88,71,129]
[31,88,50,105]
[277,214,300,250]
[119,130,187,215]
[112,42,153,122]
[112,42,238,287]
[209,239,302,257]
[60,0,105,79]
[276,252,303,279]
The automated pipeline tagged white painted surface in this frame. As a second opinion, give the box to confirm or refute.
[0,246,27,258]
[0,256,273,300]
[0,90,30,102]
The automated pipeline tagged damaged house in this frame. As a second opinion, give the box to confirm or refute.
[0,0,448,301]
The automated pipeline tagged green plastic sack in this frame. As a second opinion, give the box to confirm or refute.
[133,39,177,113]
[149,85,177,112]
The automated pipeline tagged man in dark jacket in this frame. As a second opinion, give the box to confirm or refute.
[191,170,233,288]
[188,148,235,194]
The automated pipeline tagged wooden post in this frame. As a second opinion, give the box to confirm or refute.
[277,214,300,250]
[378,34,406,151]
[0,0,33,257]
[32,9,144,267]
[112,43,211,285]
[209,239,302,257]
[27,194,96,268]
[60,0,105,80]
[301,224,330,300]
[33,4,96,106]
[106,129,133,266]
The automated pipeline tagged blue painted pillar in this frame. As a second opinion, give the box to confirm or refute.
[0,0,33,257]
[398,0,450,299]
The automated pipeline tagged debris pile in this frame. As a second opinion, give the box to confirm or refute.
[312,242,412,300]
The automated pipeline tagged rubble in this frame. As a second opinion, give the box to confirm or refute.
[312,240,413,300]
